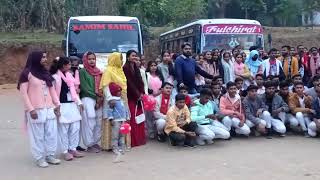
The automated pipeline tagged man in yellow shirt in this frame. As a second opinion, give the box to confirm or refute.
[281,45,299,80]
[165,94,197,147]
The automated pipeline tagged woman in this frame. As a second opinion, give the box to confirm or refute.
[221,52,235,84]
[204,51,224,83]
[123,50,146,147]
[245,50,263,77]
[50,57,84,161]
[99,52,129,150]
[158,50,175,85]
[79,52,103,153]
[18,51,61,168]
[136,55,149,95]
[234,53,252,88]
[195,54,206,91]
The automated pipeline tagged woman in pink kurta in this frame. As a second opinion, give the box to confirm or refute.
[18,51,61,168]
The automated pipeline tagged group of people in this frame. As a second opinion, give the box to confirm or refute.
[18,42,320,168]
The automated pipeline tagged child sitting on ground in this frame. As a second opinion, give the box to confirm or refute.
[107,82,130,163]
[178,85,193,108]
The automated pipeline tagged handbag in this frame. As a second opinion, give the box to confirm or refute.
[135,100,145,124]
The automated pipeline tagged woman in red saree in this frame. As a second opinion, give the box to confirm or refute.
[123,50,146,147]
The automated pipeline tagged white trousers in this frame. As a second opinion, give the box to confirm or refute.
[278,112,299,128]
[196,121,230,143]
[246,111,286,134]
[308,121,318,137]
[222,116,251,136]
[26,108,58,161]
[81,97,102,147]
[155,118,166,134]
[295,112,311,132]
[58,121,81,153]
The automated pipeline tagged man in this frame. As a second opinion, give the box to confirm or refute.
[259,81,287,136]
[289,74,308,93]
[309,88,320,137]
[175,42,213,94]
[220,82,251,136]
[255,74,265,95]
[153,82,175,141]
[288,81,315,137]
[211,81,222,106]
[278,81,299,130]
[243,85,271,138]
[261,48,285,81]
[306,75,320,99]
[165,94,197,147]
[281,45,299,80]
[191,88,230,145]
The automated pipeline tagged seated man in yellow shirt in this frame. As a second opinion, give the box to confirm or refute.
[164,94,197,147]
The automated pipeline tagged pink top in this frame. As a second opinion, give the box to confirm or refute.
[234,62,245,76]
[19,73,60,112]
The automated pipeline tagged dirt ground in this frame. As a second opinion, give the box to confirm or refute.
[1,86,320,180]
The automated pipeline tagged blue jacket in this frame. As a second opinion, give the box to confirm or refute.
[107,99,129,121]
[312,97,320,120]
[175,55,213,90]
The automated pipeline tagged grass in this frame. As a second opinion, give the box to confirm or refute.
[0,30,63,46]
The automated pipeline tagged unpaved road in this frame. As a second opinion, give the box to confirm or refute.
[0,85,320,180]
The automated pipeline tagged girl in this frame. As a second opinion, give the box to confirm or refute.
[221,52,235,84]
[158,50,175,85]
[18,51,61,168]
[99,52,129,151]
[146,61,164,97]
[123,50,146,147]
[195,54,206,91]
[79,52,103,153]
[204,51,224,82]
[50,57,84,161]
[234,53,252,88]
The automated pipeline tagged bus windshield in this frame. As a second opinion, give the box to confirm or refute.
[203,34,263,52]
[68,23,140,54]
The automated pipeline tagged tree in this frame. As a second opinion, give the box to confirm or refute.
[303,0,320,27]
[208,0,232,18]
[239,0,266,19]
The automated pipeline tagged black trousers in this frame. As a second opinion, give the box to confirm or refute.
[168,122,197,146]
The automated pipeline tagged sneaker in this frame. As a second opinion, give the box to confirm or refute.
[76,146,87,152]
[157,134,167,142]
[206,139,214,145]
[304,131,310,138]
[113,152,123,163]
[87,146,100,153]
[195,139,206,146]
[69,150,84,158]
[46,155,61,165]
[92,144,102,151]
[279,133,286,137]
[36,158,49,168]
[63,152,73,161]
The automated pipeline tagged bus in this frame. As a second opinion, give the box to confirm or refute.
[63,16,143,70]
[160,19,264,54]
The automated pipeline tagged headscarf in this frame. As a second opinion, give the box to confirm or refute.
[17,51,54,89]
[109,82,122,96]
[99,52,127,93]
[82,52,102,94]
[245,50,262,76]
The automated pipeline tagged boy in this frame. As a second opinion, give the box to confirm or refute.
[165,94,197,147]
[213,76,226,95]
[289,74,308,93]
[220,82,251,136]
[288,81,315,137]
[255,74,265,95]
[235,77,246,98]
[278,81,299,130]
[259,81,287,137]
[211,81,222,106]
[243,85,273,138]
[306,75,320,99]
[153,82,175,142]
[191,88,230,145]
[178,85,193,107]
[107,83,130,162]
